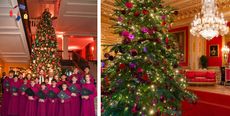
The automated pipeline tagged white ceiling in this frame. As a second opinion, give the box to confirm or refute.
[0,0,30,63]
[56,0,97,36]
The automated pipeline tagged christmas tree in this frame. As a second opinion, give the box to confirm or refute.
[30,9,61,77]
[102,0,197,115]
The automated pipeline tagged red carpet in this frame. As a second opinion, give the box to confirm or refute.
[182,90,230,116]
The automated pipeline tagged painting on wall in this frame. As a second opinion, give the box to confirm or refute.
[209,44,219,57]
[171,31,186,62]
[170,26,189,66]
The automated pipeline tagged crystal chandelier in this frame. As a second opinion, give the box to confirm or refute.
[190,0,229,40]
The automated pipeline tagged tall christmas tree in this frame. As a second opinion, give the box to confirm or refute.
[30,9,61,77]
[102,0,197,115]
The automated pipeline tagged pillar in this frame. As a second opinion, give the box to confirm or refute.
[62,35,69,60]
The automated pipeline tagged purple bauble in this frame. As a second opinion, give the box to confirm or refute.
[161,15,166,20]
[101,62,105,68]
[143,47,147,53]
[141,27,149,33]
[128,34,135,40]
[129,63,136,69]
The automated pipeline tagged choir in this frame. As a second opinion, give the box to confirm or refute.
[1,67,97,116]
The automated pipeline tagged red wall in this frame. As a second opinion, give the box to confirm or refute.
[206,36,222,66]
[81,47,86,59]
[89,41,97,60]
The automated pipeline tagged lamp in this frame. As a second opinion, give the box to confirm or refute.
[221,45,230,61]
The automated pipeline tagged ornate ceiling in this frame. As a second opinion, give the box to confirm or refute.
[101,0,230,44]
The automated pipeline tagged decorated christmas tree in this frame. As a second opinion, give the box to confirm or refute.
[30,9,61,77]
[102,0,197,115]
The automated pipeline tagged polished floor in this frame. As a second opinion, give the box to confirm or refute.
[188,85,230,96]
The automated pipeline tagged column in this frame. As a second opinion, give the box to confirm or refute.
[62,35,69,60]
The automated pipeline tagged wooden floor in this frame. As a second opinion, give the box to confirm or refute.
[188,85,230,96]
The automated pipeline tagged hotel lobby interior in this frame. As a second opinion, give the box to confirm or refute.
[102,0,230,115]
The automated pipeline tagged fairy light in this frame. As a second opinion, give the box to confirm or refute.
[175,69,179,74]
[149,109,154,115]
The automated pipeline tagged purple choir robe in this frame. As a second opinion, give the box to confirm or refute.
[70,83,82,116]
[47,86,60,116]
[25,86,38,116]
[19,83,30,116]
[1,77,13,116]
[37,88,48,116]
[81,83,97,116]
[8,80,21,116]
[58,90,72,116]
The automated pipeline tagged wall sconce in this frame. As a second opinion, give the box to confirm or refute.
[222,45,230,61]
[91,46,94,51]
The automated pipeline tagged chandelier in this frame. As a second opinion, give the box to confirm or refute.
[190,0,229,40]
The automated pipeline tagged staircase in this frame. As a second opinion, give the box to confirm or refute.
[60,51,96,79]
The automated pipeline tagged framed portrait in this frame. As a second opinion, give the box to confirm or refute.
[209,44,219,57]
[169,27,189,66]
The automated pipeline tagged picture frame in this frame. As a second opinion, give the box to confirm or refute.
[169,27,189,66]
[209,44,219,57]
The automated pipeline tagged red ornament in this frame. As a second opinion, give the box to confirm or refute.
[104,53,110,58]
[162,21,166,26]
[119,63,126,69]
[125,2,133,9]
[105,76,110,85]
[142,9,149,15]
[131,103,137,113]
[137,67,143,73]
[165,37,169,44]
[130,49,138,56]
[134,11,140,17]
[142,73,148,81]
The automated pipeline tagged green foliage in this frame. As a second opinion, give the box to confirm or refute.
[200,55,208,69]
[102,0,197,115]
[30,9,61,77]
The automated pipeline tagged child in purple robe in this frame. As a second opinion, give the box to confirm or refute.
[81,74,97,116]
[58,83,72,116]
[1,70,14,116]
[69,76,82,116]
[47,79,59,116]
[8,75,21,116]
[19,78,29,116]
[26,74,32,84]
[69,67,82,83]
[25,79,39,116]
[82,66,95,84]
[37,82,48,116]
[57,74,68,90]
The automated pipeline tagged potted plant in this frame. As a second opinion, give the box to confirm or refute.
[200,55,208,69]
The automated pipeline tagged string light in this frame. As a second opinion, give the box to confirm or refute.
[149,109,154,115]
